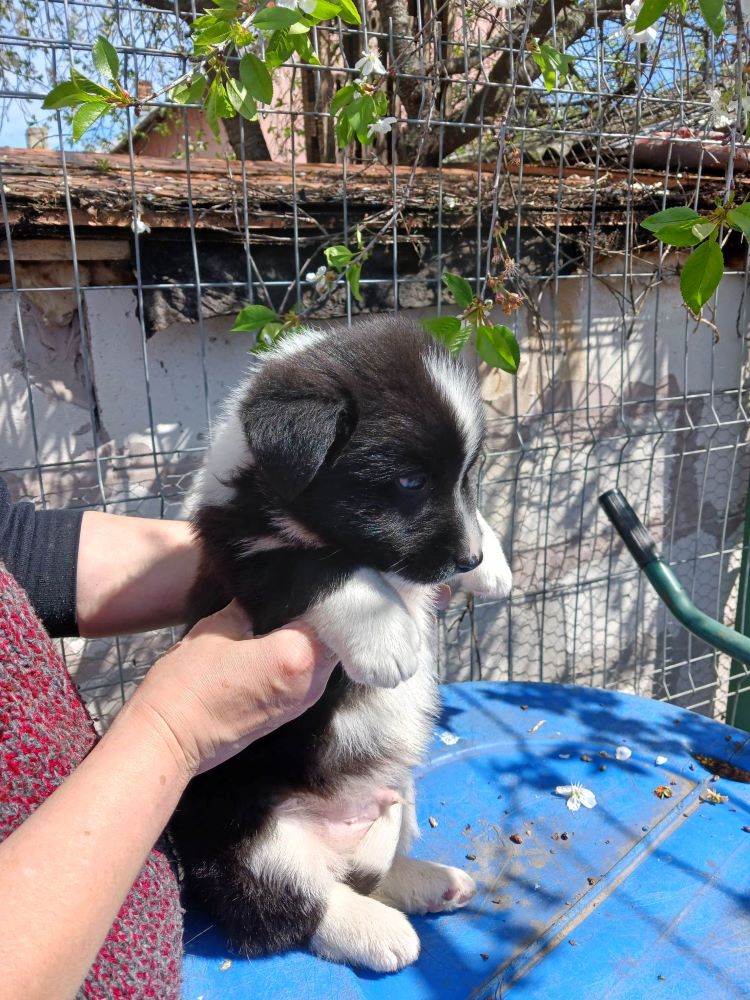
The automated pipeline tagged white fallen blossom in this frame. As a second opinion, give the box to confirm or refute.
[367,116,398,138]
[655,755,668,765]
[555,783,597,812]
[305,264,328,294]
[615,746,632,761]
[438,731,460,745]
[355,51,387,77]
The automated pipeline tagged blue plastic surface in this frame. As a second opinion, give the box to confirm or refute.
[182,682,750,999]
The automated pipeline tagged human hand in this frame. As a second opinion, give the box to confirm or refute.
[126,601,337,777]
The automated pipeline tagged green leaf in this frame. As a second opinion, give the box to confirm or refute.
[226,77,258,121]
[335,112,354,147]
[698,0,726,37]
[442,272,474,309]
[338,0,361,23]
[92,36,120,82]
[641,206,703,247]
[42,80,93,110]
[265,29,295,69]
[679,240,724,314]
[330,84,356,115]
[171,74,207,105]
[345,94,376,143]
[634,0,671,32]
[72,100,110,141]
[325,244,354,271]
[446,323,473,355]
[192,15,233,50]
[422,316,472,354]
[184,74,207,105]
[292,32,320,64]
[205,79,234,138]
[421,316,462,338]
[239,53,273,105]
[531,42,575,93]
[346,263,363,303]
[253,6,302,30]
[727,202,750,241]
[309,0,341,17]
[475,324,520,374]
[231,304,279,333]
[71,67,116,99]
[692,220,718,242]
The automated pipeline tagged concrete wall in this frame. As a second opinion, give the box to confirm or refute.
[1,263,748,725]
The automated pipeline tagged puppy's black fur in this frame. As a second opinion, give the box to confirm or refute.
[171,317,483,956]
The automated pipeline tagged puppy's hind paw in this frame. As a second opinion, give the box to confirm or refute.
[311,885,420,973]
[374,858,477,915]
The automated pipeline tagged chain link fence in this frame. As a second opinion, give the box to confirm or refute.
[1,0,749,727]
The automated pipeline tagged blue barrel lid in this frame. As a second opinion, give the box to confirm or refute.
[183,682,750,999]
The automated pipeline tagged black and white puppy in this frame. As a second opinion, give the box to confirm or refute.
[172,315,512,972]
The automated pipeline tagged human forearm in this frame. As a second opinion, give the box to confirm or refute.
[0,700,190,1000]
[76,512,199,637]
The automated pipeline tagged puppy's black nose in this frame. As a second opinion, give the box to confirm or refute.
[455,552,483,574]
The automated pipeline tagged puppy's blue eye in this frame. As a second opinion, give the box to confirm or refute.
[397,474,427,491]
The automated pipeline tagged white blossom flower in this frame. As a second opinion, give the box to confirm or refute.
[355,51,387,77]
[615,746,632,761]
[306,264,328,294]
[555,784,597,812]
[131,214,150,235]
[367,116,398,138]
[613,1,657,44]
[708,89,734,129]
[655,755,668,765]
[488,0,523,8]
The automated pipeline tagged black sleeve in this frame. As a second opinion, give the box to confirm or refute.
[0,477,84,638]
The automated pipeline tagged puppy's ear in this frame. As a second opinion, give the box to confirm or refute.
[240,388,355,500]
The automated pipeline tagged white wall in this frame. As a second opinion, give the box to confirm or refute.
[2,266,748,724]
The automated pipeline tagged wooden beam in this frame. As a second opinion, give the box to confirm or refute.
[0,239,131,262]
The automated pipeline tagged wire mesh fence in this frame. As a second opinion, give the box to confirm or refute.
[1,0,749,728]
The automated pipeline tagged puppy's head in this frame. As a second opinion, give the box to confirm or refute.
[239,319,502,587]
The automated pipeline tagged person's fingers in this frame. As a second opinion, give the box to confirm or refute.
[253,621,337,679]
[184,599,253,642]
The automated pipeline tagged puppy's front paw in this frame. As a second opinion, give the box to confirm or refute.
[307,570,423,689]
[458,511,512,600]
[337,604,422,688]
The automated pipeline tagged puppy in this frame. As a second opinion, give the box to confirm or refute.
[171,316,512,972]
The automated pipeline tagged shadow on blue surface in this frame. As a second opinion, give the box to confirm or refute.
[182,682,750,1000]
